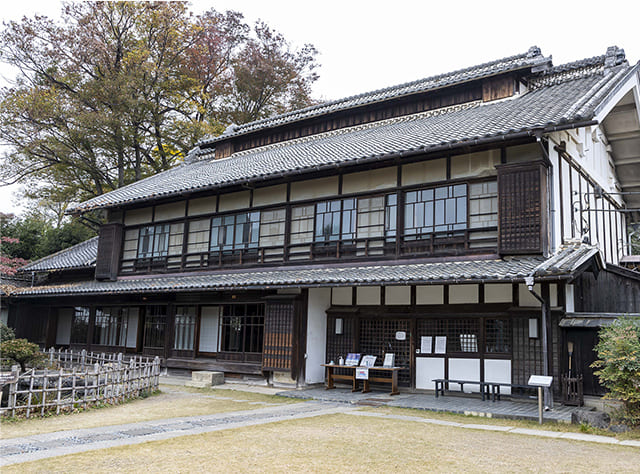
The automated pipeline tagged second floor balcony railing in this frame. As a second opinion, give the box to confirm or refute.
[122,226,498,275]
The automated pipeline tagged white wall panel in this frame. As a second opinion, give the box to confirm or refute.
[305,288,331,384]
[448,358,480,392]
[416,357,445,390]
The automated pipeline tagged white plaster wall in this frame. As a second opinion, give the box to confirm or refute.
[290,176,338,201]
[218,190,250,212]
[305,288,331,384]
[124,207,152,225]
[342,167,397,194]
[484,284,512,303]
[565,284,575,313]
[188,195,217,216]
[356,286,380,305]
[448,358,480,392]
[449,285,478,304]
[385,286,411,305]
[331,287,352,305]
[519,283,542,307]
[484,359,511,395]
[416,285,443,305]
[401,158,446,186]
[253,184,287,206]
[56,308,73,345]
[154,201,186,221]
[416,357,445,390]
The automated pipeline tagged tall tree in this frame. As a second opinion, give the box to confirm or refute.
[0,2,319,210]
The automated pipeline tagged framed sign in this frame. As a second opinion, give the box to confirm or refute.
[383,353,395,368]
[435,336,447,354]
[421,336,433,354]
[355,367,369,380]
[345,353,361,366]
[360,355,377,367]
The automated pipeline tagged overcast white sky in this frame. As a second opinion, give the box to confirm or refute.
[1,0,638,215]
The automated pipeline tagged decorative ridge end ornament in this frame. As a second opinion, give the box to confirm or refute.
[604,46,627,68]
[526,45,542,58]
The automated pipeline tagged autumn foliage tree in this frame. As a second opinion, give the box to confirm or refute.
[0,2,319,211]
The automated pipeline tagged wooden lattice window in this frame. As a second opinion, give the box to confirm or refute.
[497,161,548,254]
[359,319,411,386]
[262,302,294,371]
[95,223,123,280]
[485,319,512,354]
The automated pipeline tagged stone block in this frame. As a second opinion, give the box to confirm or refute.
[571,408,610,429]
[185,371,224,388]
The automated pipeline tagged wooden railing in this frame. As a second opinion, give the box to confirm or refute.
[120,229,497,274]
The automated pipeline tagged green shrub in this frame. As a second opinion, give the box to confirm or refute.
[592,316,640,426]
[0,322,15,342]
[0,338,45,371]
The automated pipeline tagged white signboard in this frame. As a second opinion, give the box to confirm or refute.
[383,353,395,368]
[435,336,447,354]
[355,367,369,380]
[360,355,377,368]
[421,336,433,354]
[528,375,553,387]
[395,331,406,341]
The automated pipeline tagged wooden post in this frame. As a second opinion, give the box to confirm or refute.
[56,368,63,415]
[41,368,48,416]
[83,367,88,409]
[9,365,20,417]
[26,369,35,418]
[71,367,77,410]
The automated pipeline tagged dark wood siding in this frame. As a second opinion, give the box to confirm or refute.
[214,84,484,158]
[482,75,515,102]
[95,223,123,281]
[497,161,548,254]
[573,265,640,312]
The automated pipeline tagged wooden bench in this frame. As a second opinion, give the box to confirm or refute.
[433,379,537,402]
[432,379,492,401]
[484,382,537,402]
[322,364,402,396]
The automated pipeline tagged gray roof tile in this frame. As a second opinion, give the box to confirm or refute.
[8,244,599,297]
[20,237,98,272]
[200,46,549,145]
[68,50,633,214]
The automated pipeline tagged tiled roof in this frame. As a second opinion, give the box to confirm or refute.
[19,237,98,272]
[6,244,599,297]
[68,48,633,214]
[199,46,550,145]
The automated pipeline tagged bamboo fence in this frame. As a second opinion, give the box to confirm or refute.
[1,349,161,418]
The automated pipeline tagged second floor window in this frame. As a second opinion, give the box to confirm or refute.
[315,199,356,242]
[210,212,260,252]
[138,224,170,258]
[404,184,467,239]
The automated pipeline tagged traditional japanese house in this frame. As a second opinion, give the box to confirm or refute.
[5,46,640,397]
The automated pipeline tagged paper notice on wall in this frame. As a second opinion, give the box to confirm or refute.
[435,336,447,354]
[421,336,433,354]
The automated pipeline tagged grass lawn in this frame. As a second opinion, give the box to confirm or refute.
[0,384,297,439]
[5,413,640,473]
[363,405,640,441]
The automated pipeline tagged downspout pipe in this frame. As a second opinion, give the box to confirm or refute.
[524,276,552,409]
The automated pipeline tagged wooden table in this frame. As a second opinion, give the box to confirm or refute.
[321,364,402,396]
